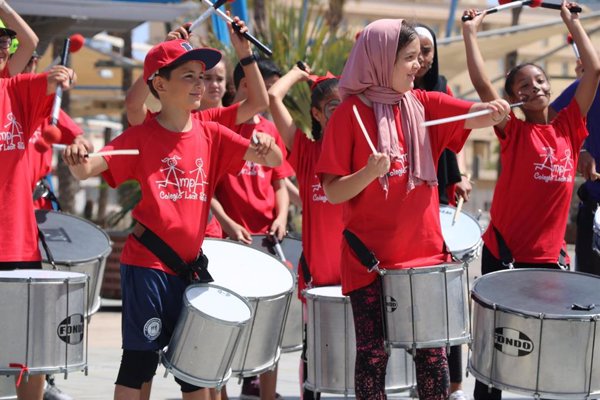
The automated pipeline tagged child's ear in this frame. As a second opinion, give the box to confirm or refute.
[153,76,167,94]
[311,105,321,121]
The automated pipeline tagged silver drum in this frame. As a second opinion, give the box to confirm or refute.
[203,239,294,377]
[304,286,415,395]
[0,270,88,377]
[161,284,252,389]
[0,376,16,400]
[469,269,600,399]
[36,210,111,317]
[439,205,483,263]
[380,263,470,349]
[593,208,600,255]
[248,234,303,353]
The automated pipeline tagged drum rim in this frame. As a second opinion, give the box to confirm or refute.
[0,269,88,283]
[439,204,482,230]
[36,209,113,264]
[471,269,600,320]
[302,286,350,302]
[378,262,466,275]
[184,283,253,326]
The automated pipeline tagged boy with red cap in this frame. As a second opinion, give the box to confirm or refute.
[63,39,282,400]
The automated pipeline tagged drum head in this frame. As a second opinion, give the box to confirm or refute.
[247,234,302,270]
[186,285,252,323]
[36,210,111,264]
[0,269,87,282]
[472,269,600,319]
[202,239,295,298]
[305,286,344,299]
[439,205,482,253]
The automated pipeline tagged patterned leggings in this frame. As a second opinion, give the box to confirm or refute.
[349,279,449,400]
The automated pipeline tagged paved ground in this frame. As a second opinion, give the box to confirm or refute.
[3,248,577,399]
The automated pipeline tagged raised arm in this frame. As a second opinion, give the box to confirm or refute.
[268,63,310,150]
[229,16,269,124]
[0,1,38,76]
[563,1,600,115]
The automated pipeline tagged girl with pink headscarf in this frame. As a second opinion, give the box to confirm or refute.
[315,19,509,400]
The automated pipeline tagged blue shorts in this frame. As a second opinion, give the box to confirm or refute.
[120,264,187,351]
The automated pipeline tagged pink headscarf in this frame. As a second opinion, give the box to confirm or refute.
[339,19,437,193]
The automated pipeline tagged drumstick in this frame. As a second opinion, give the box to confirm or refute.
[200,0,273,56]
[461,0,581,21]
[452,173,471,225]
[42,38,71,144]
[43,33,84,72]
[53,144,139,158]
[567,34,580,59]
[188,0,229,32]
[422,102,523,128]
[352,105,378,155]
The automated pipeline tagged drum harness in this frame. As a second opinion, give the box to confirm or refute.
[492,226,568,270]
[132,222,213,284]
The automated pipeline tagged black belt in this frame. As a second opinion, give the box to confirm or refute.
[132,223,213,284]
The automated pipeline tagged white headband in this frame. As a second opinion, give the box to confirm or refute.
[415,26,434,44]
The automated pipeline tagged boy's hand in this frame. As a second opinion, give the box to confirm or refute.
[462,9,486,33]
[251,131,276,158]
[48,66,75,90]
[365,153,391,179]
[62,142,89,166]
[562,1,581,23]
[167,23,191,41]
[229,15,252,59]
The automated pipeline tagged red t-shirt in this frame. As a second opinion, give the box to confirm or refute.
[101,117,249,274]
[482,99,587,264]
[288,129,343,293]
[0,73,52,262]
[1,67,10,79]
[215,116,293,235]
[316,92,473,294]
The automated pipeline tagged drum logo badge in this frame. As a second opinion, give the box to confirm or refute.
[144,317,162,341]
[494,327,534,356]
[385,296,398,313]
[57,314,84,345]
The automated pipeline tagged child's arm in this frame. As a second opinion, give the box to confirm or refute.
[321,153,390,204]
[269,178,289,240]
[0,1,38,76]
[462,9,509,131]
[244,131,283,167]
[229,16,269,124]
[285,177,302,207]
[62,147,108,180]
[463,99,511,129]
[268,64,311,150]
[210,197,252,244]
[563,1,600,115]
[46,65,75,95]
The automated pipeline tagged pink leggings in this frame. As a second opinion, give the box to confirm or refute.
[348,279,449,400]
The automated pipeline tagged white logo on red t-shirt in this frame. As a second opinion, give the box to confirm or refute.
[533,147,573,183]
[239,160,265,178]
[311,175,328,203]
[0,113,25,151]
[156,155,208,202]
[388,150,408,177]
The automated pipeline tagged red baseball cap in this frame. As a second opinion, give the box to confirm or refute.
[143,39,222,82]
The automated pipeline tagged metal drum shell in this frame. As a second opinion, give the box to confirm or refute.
[203,239,295,377]
[247,234,303,353]
[304,286,416,395]
[380,263,470,349]
[0,375,16,400]
[593,208,600,255]
[0,270,88,376]
[439,205,483,264]
[36,210,111,317]
[162,284,252,389]
[469,269,600,399]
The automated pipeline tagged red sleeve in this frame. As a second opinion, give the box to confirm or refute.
[10,73,52,141]
[287,128,306,172]
[207,121,251,180]
[553,98,588,151]
[198,103,240,130]
[446,85,454,97]
[100,127,141,188]
[272,131,294,180]
[57,110,83,145]
[316,99,355,178]
[414,90,474,158]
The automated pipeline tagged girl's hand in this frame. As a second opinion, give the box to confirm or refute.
[166,23,191,41]
[251,131,276,158]
[365,153,391,179]
[48,66,75,90]
[561,1,581,23]
[62,142,89,166]
[486,98,511,123]
[462,9,486,32]
[292,61,311,82]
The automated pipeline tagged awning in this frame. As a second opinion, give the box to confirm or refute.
[438,9,600,80]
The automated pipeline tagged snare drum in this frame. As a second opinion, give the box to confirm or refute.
[304,286,415,395]
[439,205,482,263]
[380,263,470,349]
[593,208,600,255]
[161,284,252,389]
[248,234,303,353]
[36,210,111,316]
[470,269,600,398]
[0,376,16,400]
[203,239,295,377]
[0,270,88,377]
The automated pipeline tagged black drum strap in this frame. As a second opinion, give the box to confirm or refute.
[132,223,213,284]
[342,229,379,271]
[37,227,57,269]
[493,226,515,268]
[299,252,312,286]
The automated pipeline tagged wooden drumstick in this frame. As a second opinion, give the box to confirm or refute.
[53,144,139,158]
[352,105,378,155]
[422,102,523,128]
[452,173,471,225]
